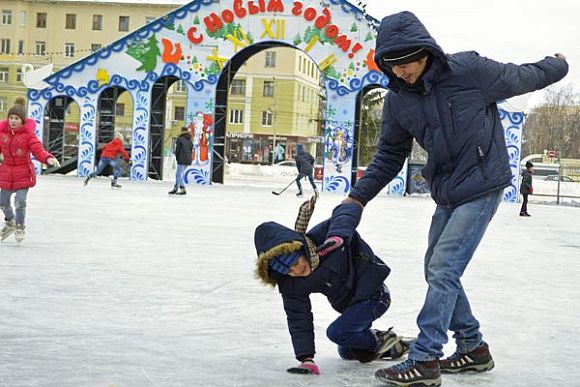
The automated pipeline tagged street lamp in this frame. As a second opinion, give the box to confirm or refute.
[271,76,277,165]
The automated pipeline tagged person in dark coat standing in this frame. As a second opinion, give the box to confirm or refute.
[332,11,568,386]
[519,161,534,216]
[169,127,194,195]
[254,197,412,376]
[294,144,318,197]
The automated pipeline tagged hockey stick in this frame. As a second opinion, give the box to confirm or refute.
[272,177,298,195]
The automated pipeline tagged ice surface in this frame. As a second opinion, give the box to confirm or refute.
[1,176,578,386]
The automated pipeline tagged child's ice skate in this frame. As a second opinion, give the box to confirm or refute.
[1,220,16,242]
[14,224,25,244]
[111,179,122,189]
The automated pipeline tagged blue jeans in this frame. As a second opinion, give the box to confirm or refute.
[89,157,122,180]
[296,171,317,191]
[175,164,186,187]
[326,286,391,357]
[410,190,503,361]
[0,188,29,225]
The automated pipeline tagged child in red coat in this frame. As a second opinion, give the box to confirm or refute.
[83,133,130,188]
[0,98,60,243]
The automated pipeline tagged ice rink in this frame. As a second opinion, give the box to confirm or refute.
[1,175,578,387]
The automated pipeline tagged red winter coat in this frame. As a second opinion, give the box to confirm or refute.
[0,118,53,190]
[100,138,129,161]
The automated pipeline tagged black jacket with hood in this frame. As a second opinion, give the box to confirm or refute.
[294,144,315,174]
[350,11,568,207]
[254,203,390,360]
[174,131,193,166]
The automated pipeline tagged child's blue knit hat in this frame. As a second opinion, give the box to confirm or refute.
[269,251,301,275]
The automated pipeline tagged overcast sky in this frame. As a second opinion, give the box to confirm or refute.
[365,0,579,108]
[104,0,577,109]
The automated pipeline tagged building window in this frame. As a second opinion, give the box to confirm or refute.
[0,97,6,111]
[145,16,156,24]
[64,43,75,58]
[16,69,22,82]
[174,106,185,121]
[36,13,47,28]
[0,39,10,55]
[261,110,273,126]
[174,80,187,92]
[118,16,130,32]
[65,14,76,29]
[115,103,125,116]
[91,43,102,52]
[298,56,302,72]
[17,40,24,55]
[265,51,276,68]
[230,79,246,96]
[1,10,12,25]
[263,80,274,97]
[93,15,102,30]
[0,68,9,83]
[19,11,26,26]
[229,109,244,124]
[35,41,46,56]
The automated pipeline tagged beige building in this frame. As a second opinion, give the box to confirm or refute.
[0,0,323,165]
[0,0,179,109]
[225,47,323,164]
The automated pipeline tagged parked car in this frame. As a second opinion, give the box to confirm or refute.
[272,160,298,177]
[545,175,575,182]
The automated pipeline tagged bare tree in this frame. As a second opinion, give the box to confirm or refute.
[522,84,580,158]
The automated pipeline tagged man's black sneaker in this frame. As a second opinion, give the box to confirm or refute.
[440,342,494,373]
[352,328,399,363]
[381,337,414,361]
[375,358,441,387]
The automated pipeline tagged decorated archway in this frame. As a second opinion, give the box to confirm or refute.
[27,0,524,201]
[28,0,385,193]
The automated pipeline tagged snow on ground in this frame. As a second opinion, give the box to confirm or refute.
[0,175,579,387]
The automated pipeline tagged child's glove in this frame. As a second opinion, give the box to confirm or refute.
[287,359,320,375]
[47,158,61,168]
[317,236,344,257]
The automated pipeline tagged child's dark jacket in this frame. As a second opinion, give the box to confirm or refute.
[254,203,390,360]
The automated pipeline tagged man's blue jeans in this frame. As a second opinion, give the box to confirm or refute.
[175,164,186,187]
[296,171,317,191]
[409,190,503,361]
[326,286,391,358]
[89,157,122,179]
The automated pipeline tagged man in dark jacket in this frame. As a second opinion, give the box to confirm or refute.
[254,201,411,375]
[519,161,534,216]
[294,144,318,197]
[169,127,194,195]
[336,11,568,387]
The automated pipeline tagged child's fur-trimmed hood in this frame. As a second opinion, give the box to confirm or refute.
[254,222,306,286]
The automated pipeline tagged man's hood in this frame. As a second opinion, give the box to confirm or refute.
[374,11,447,91]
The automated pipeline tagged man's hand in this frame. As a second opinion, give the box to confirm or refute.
[317,236,344,257]
[341,196,364,209]
[287,359,320,375]
[47,158,61,168]
[555,53,567,61]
